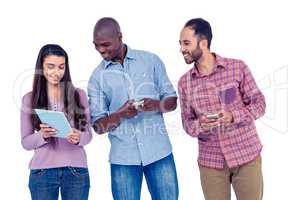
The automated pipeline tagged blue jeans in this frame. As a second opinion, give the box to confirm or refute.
[111,153,179,200]
[29,167,90,200]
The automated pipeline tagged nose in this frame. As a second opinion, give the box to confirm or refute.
[98,46,106,54]
[53,68,61,76]
[180,45,185,53]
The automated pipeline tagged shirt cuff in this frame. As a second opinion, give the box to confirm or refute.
[160,93,177,100]
[197,126,213,140]
[231,109,242,124]
[77,130,92,147]
[91,113,109,125]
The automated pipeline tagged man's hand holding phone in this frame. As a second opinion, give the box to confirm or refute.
[135,98,160,112]
[200,111,233,133]
[200,114,221,133]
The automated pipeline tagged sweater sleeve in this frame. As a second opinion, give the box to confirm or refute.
[20,93,49,150]
[77,89,93,146]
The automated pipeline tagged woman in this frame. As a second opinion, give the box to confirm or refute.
[20,44,92,200]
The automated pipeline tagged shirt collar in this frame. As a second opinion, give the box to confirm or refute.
[103,44,136,69]
[191,53,226,78]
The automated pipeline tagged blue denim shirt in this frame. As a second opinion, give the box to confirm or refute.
[88,46,177,166]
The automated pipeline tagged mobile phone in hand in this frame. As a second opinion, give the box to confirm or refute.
[133,100,144,110]
[206,113,220,121]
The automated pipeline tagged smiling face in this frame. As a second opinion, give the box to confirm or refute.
[43,55,66,86]
[93,29,123,61]
[179,27,206,64]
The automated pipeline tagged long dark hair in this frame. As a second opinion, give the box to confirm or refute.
[31,44,87,135]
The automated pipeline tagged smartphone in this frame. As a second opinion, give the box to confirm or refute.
[133,100,144,110]
[206,113,220,120]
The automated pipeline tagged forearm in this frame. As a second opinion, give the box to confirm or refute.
[182,117,211,139]
[159,96,177,113]
[93,112,122,134]
[234,62,266,123]
[78,127,93,146]
[21,131,48,150]
[21,100,48,150]
[232,93,266,124]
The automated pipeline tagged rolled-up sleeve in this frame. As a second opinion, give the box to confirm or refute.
[153,54,177,100]
[87,72,109,124]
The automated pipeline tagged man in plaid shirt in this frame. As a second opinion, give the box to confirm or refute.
[178,18,265,200]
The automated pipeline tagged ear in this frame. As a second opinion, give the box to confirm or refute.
[199,39,208,50]
[118,32,123,41]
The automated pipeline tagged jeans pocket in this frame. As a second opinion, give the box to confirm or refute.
[30,169,46,180]
[68,167,89,178]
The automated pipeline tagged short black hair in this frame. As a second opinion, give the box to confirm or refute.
[184,18,213,49]
[94,17,121,37]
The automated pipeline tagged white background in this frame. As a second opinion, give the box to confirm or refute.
[0,0,298,199]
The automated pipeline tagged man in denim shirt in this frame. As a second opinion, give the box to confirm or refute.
[88,17,179,200]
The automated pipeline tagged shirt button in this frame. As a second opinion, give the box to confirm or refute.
[138,143,143,146]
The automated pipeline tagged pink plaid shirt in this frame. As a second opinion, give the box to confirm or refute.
[178,54,265,169]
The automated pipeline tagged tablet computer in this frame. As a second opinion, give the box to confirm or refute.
[34,109,72,138]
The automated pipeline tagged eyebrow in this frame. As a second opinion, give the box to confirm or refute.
[45,63,65,66]
[93,41,112,46]
[179,40,191,44]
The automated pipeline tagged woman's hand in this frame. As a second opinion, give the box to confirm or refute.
[39,123,56,139]
[67,128,81,145]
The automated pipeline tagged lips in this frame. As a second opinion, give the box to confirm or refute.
[51,79,59,82]
[183,53,190,58]
[101,52,110,58]
[49,76,60,82]
[183,54,191,61]
[182,53,193,64]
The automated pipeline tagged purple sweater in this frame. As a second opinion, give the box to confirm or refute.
[20,89,92,169]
